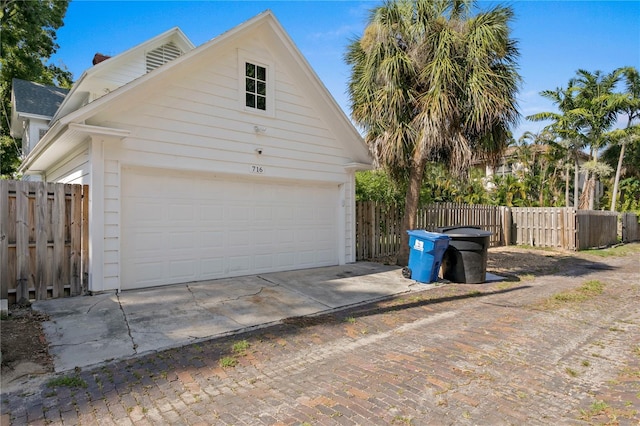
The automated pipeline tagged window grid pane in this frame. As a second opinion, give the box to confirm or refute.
[245,62,267,110]
[246,93,256,108]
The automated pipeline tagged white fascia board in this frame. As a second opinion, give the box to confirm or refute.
[67,123,130,138]
[50,72,88,123]
[344,162,373,171]
[19,121,130,173]
[10,112,51,138]
[19,121,64,173]
[16,112,51,121]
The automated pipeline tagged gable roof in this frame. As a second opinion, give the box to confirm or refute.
[20,10,371,173]
[10,79,69,137]
[51,27,195,123]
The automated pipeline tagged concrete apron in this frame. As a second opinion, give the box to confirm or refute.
[33,262,429,373]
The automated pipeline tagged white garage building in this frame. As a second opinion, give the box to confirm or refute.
[15,11,371,293]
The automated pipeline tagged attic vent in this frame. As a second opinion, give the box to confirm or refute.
[146,42,183,72]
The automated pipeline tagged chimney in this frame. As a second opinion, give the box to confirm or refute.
[92,53,111,65]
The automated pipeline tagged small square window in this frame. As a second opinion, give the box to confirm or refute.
[245,62,267,111]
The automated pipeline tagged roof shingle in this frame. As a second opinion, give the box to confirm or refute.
[12,78,69,118]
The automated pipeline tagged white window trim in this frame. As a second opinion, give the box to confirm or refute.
[238,49,275,117]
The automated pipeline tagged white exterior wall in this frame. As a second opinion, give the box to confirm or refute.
[46,144,91,184]
[21,118,49,155]
[51,24,365,292]
[103,158,120,290]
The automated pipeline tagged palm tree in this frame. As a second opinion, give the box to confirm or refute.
[572,69,622,209]
[346,0,520,265]
[527,83,584,207]
[609,67,640,211]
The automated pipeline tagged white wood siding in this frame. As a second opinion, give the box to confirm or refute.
[344,171,356,263]
[93,42,351,184]
[103,159,120,290]
[46,145,91,184]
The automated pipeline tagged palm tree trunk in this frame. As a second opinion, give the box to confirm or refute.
[397,158,428,266]
[573,152,580,208]
[565,165,570,207]
[589,175,596,210]
[610,141,626,211]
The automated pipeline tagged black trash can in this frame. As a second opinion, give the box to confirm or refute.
[436,226,492,284]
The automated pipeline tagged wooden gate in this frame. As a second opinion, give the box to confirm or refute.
[1,181,89,304]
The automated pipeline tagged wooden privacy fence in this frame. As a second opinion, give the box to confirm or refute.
[510,208,577,250]
[355,202,503,260]
[621,213,640,243]
[510,208,619,250]
[1,181,89,304]
[576,210,619,250]
[356,202,637,260]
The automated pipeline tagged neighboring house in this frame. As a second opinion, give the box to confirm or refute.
[13,11,372,293]
[10,79,69,157]
[477,145,592,192]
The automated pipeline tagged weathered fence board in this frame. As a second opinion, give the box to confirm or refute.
[0,180,9,301]
[576,210,619,250]
[1,181,89,304]
[355,202,637,260]
[510,207,577,250]
[622,213,639,243]
[355,202,502,260]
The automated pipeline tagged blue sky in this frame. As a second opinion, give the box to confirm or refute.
[50,0,640,141]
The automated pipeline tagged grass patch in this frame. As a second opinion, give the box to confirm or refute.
[541,280,605,309]
[495,281,517,291]
[344,316,357,324]
[579,398,638,422]
[219,356,238,368]
[580,400,609,420]
[565,367,579,377]
[582,243,640,257]
[232,340,250,355]
[46,375,88,389]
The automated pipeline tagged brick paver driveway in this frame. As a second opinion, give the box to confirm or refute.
[3,246,639,425]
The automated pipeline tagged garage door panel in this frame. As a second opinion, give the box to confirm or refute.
[121,168,339,290]
[168,203,194,221]
[200,231,225,248]
[168,259,197,280]
[168,232,197,249]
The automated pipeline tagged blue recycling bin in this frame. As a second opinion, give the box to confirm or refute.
[406,230,450,283]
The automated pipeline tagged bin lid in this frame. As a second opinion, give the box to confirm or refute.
[435,226,492,237]
[406,229,450,240]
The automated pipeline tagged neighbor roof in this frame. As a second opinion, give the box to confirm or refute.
[12,78,69,118]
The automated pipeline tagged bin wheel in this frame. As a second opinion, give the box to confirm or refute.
[402,267,412,279]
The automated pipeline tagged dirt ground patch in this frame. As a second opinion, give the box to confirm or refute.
[1,307,53,389]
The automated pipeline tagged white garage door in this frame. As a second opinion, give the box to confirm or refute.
[121,167,340,290]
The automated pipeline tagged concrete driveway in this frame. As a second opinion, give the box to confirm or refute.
[33,262,426,373]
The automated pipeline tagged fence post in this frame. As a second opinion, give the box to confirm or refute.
[82,184,90,294]
[35,182,48,300]
[15,182,29,301]
[0,180,8,302]
[501,206,511,246]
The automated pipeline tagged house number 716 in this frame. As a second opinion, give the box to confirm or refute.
[251,165,264,174]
